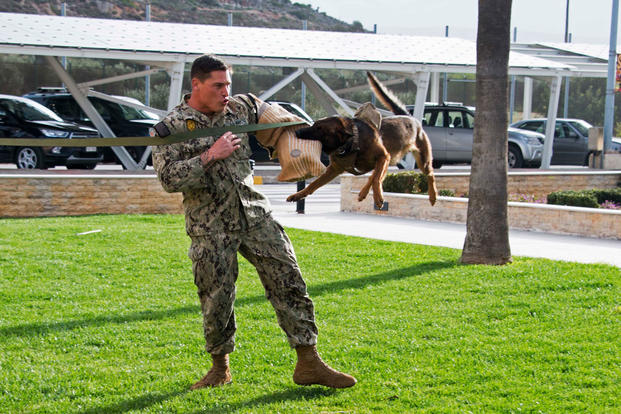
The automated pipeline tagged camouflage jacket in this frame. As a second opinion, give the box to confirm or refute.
[151,94,271,235]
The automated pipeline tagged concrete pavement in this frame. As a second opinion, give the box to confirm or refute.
[260,183,621,268]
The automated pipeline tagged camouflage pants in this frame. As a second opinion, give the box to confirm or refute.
[188,217,318,355]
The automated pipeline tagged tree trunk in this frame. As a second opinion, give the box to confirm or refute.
[460,0,513,265]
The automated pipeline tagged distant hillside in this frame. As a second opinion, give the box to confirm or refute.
[0,0,367,32]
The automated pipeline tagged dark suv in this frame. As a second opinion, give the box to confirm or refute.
[23,88,158,164]
[0,95,102,169]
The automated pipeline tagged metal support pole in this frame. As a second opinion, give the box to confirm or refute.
[430,72,440,104]
[565,0,570,42]
[509,76,516,124]
[523,77,533,119]
[563,77,570,118]
[166,61,185,111]
[443,25,449,103]
[603,0,619,168]
[61,3,67,70]
[541,76,562,169]
[509,26,517,124]
[297,19,308,214]
[145,3,151,106]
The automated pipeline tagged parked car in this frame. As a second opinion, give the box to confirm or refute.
[406,104,544,168]
[23,88,158,164]
[0,94,102,169]
[509,118,598,165]
[249,100,329,165]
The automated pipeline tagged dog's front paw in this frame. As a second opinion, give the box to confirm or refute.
[287,193,304,203]
[373,195,385,209]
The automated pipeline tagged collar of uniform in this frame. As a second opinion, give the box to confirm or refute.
[179,93,236,126]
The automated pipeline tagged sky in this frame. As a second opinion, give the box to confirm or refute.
[305,0,617,45]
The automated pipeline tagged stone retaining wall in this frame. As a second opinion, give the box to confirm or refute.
[0,174,183,218]
[424,170,621,197]
[342,175,621,240]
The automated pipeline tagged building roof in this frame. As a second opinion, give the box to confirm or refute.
[0,12,579,76]
[511,42,610,77]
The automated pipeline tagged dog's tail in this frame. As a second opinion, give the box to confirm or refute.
[367,71,409,116]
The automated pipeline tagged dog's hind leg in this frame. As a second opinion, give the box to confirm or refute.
[286,164,344,203]
[411,148,437,206]
[358,154,390,209]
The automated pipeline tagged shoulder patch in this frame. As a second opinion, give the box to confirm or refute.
[153,121,171,137]
[186,119,197,131]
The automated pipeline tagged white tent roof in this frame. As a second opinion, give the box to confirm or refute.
[0,12,573,76]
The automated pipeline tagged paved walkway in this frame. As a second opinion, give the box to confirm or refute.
[260,183,621,268]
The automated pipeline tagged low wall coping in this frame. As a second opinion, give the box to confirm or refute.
[432,170,621,177]
[349,189,621,216]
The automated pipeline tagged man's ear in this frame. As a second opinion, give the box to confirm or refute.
[191,77,200,90]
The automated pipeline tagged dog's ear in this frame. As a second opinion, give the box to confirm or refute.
[338,118,356,137]
[354,102,382,130]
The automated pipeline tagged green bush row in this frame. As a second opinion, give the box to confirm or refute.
[546,188,621,208]
[383,171,428,194]
[382,172,620,208]
[382,172,455,197]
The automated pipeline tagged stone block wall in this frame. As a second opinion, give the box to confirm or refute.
[422,170,621,198]
[0,174,183,218]
[342,175,621,240]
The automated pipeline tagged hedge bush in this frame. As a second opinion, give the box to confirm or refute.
[546,188,621,208]
[589,188,621,204]
[547,191,599,208]
[382,171,428,194]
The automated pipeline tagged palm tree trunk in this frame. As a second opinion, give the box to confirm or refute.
[460,0,513,265]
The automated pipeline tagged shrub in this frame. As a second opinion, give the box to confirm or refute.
[547,190,600,208]
[382,171,428,194]
[589,188,621,204]
[439,189,456,197]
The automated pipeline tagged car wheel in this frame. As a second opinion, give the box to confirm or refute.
[508,144,523,168]
[432,159,443,169]
[15,147,45,169]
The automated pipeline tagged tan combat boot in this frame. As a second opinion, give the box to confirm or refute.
[293,345,356,388]
[190,354,232,390]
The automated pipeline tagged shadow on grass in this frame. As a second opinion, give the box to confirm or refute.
[79,386,333,414]
[187,386,336,414]
[2,260,456,338]
[78,388,188,414]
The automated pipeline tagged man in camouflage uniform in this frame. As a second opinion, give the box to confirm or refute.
[151,55,356,390]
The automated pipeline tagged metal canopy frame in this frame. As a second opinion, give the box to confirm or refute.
[0,12,612,169]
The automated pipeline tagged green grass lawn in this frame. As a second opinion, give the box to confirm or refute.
[0,214,619,413]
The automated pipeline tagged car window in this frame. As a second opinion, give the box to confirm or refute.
[567,120,590,136]
[447,110,466,128]
[464,111,474,128]
[520,121,544,133]
[0,98,64,122]
[48,97,83,122]
[91,99,114,120]
[423,109,444,127]
[561,124,578,138]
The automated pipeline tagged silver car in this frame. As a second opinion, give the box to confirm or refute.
[406,104,544,168]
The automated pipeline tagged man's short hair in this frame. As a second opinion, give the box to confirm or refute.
[190,55,229,81]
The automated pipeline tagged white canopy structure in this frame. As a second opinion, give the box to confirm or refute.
[0,12,611,169]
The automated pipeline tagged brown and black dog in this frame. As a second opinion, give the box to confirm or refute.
[286,71,437,208]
